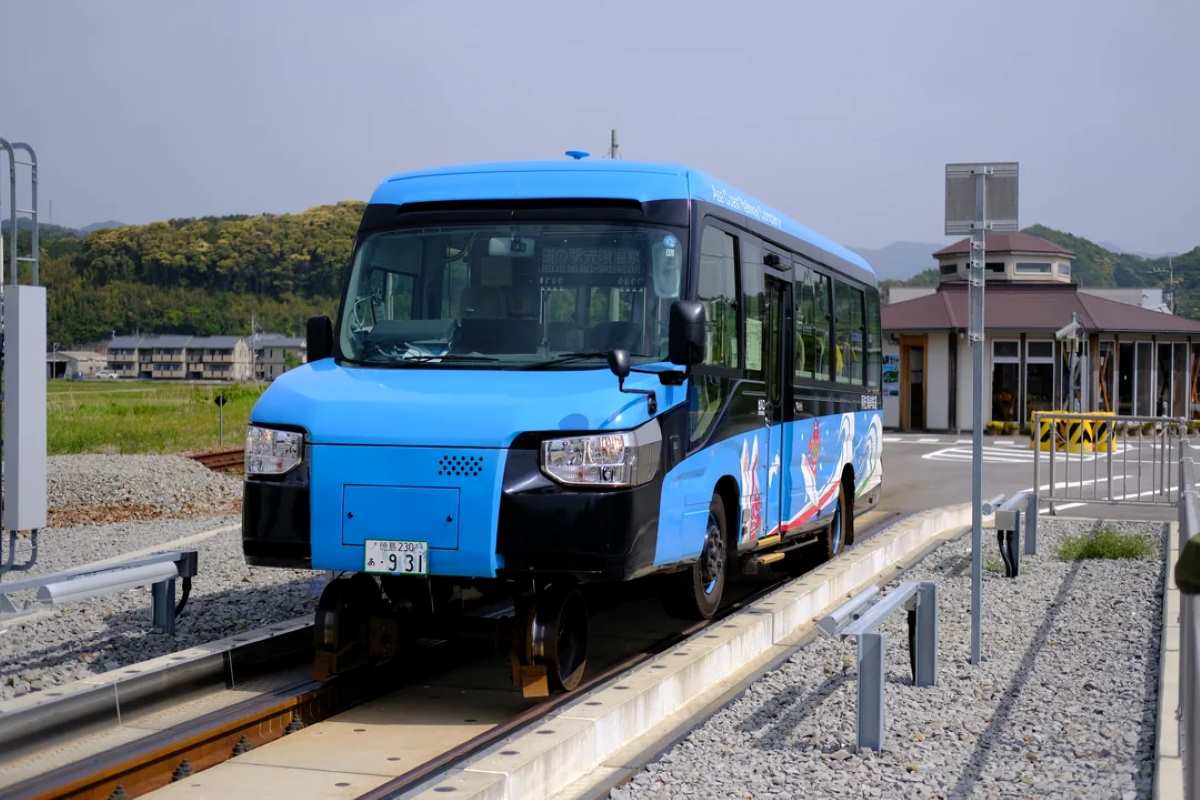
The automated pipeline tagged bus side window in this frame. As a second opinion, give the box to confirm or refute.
[807,271,832,381]
[690,225,740,446]
[697,226,739,369]
[834,280,865,385]
[865,288,881,387]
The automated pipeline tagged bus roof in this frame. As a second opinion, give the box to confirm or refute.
[369,160,874,277]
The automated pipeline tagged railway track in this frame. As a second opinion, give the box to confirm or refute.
[2,513,902,800]
[187,447,244,473]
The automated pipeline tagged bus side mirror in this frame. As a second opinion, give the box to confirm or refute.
[307,315,334,362]
[607,349,631,382]
[668,300,705,366]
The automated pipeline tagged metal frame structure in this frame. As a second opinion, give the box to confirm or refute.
[818,580,938,751]
[946,160,1019,666]
[0,550,198,635]
[1032,411,1185,513]
[0,137,42,577]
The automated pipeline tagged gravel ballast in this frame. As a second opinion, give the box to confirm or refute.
[46,454,241,525]
[615,517,1164,799]
[1,454,314,702]
[0,519,318,701]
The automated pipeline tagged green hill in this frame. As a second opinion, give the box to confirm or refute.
[17,207,1200,345]
[35,202,364,345]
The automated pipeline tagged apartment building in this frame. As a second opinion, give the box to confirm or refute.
[106,334,253,381]
[251,334,306,381]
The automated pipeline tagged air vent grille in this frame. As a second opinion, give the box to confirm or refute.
[438,454,484,477]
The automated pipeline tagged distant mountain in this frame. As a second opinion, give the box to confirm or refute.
[850,241,942,281]
[1098,241,1178,260]
[80,220,126,233]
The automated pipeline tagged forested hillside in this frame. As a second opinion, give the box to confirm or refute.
[24,202,364,345]
[11,206,1198,347]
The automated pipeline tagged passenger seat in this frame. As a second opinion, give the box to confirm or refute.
[460,286,508,318]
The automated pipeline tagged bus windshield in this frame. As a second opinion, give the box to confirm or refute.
[338,222,686,368]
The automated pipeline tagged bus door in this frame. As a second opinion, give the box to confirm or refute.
[747,258,792,546]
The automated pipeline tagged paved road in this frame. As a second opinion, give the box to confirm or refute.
[880,432,1191,522]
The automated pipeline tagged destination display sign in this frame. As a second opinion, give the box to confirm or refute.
[541,246,641,275]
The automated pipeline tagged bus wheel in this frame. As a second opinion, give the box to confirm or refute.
[663,494,728,620]
[820,479,852,561]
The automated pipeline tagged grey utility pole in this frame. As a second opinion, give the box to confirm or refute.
[609,129,619,159]
[946,162,1018,666]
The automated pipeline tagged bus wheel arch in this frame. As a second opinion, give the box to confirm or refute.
[662,477,736,620]
[713,475,740,560]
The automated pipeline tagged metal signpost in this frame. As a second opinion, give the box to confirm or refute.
[945,162,1018,665]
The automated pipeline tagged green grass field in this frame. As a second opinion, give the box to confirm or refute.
[48,380,265,454]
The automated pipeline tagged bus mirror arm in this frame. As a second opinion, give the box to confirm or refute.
[608,349,658,415]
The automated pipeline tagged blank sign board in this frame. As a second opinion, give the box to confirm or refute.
[945,162,1019,235]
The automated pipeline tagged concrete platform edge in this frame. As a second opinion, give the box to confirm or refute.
[1155,520,1184,800]
[400,502,976,800]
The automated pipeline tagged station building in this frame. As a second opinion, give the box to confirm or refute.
[880,231,1200,431]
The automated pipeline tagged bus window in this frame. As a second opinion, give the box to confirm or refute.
[740,240,764,377]
[690,226,740,445]
[795,269,831,381]
[834,281,865,385]
[865,288,881,387]
[697,226,739,369]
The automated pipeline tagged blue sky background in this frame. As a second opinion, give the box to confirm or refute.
[2,1,1197,252]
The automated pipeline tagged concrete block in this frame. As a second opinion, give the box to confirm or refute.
[405,769,507,800]
[467,716,597,800]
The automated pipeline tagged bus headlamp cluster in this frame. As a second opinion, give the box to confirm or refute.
[245,425,304,476]
[540,419,662,488]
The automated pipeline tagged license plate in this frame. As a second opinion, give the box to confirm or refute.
[364,539,428,576]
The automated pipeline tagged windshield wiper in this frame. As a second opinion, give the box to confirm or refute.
[520,351,651,369]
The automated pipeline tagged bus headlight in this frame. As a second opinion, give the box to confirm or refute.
[540,419,661,488]
[245,425,304,476]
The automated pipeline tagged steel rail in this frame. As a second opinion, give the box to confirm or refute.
[4,514,899,800]
[355,512,902,800]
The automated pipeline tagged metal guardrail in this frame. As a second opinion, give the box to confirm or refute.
[1177,455,1200,800]
[818,581,937,751]
[0,550,198,634]
[1033,412,1186,513]
[994,491,1038,577]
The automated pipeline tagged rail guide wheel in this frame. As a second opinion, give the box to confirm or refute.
[312,574,394,679]
[511,584,589,699]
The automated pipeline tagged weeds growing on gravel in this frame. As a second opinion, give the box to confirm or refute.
[1058,528,1152,561]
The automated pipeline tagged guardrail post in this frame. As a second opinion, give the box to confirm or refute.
[1024,490,1038,555]
[1175,455,1199,800]
[914,582,937,687]
[857,631,885,751]
[151,577,176,635]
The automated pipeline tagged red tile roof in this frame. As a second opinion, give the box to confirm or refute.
[933,232,1074,258]
[882,283,1200,334]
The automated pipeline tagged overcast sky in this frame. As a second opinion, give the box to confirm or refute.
[2,1,1197,252]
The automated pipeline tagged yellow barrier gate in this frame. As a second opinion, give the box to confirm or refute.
[1029,411,1115,453]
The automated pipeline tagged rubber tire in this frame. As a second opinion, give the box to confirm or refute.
[819,480,851,562]
[662,494,728,620]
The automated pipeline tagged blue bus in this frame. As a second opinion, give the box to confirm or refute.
[242,157,882,693]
